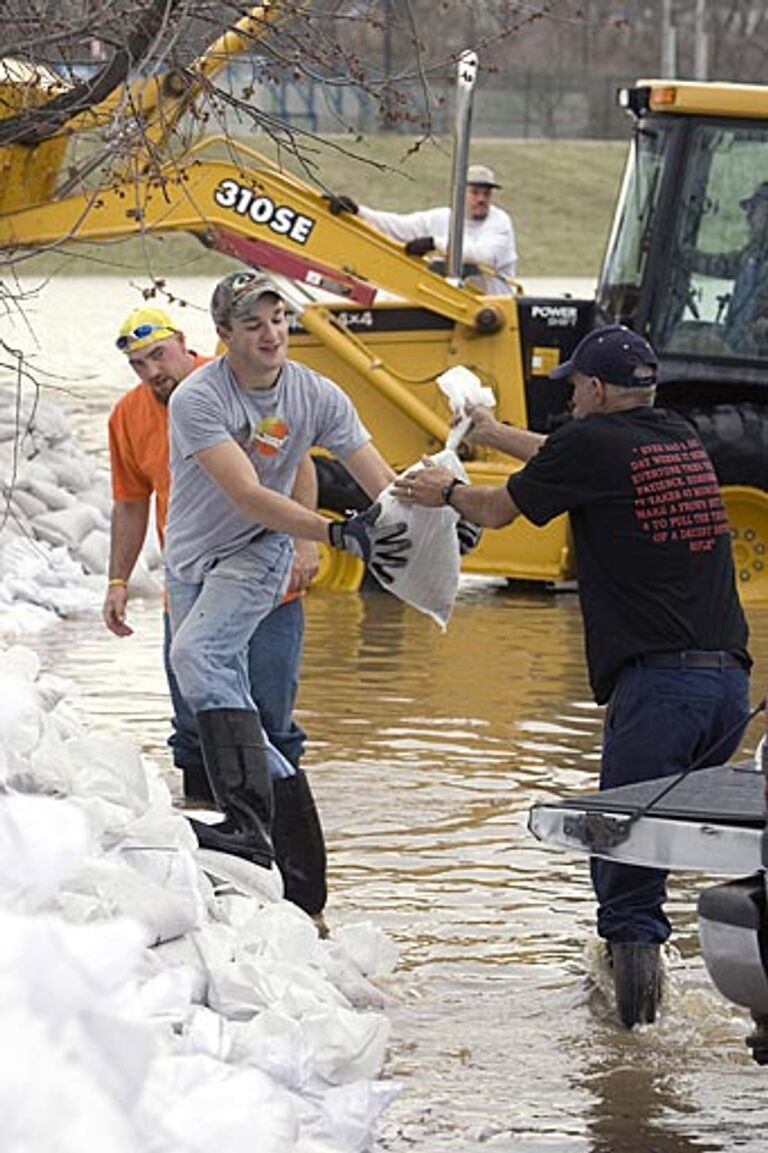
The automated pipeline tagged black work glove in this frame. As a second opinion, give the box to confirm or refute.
[456,517,483,555]
[326,194,359,216]
[328,503,411,584]
[404,236,436,257]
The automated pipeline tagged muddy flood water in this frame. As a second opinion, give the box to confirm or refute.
[9,277,768,1151]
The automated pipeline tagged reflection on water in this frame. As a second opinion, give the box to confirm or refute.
[10,277,768,1152]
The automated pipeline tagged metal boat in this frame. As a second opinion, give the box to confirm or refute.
[529,760,768,1060]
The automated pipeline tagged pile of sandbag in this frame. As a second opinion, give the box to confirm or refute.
[0,645,400,1152]
[0,384,161,637]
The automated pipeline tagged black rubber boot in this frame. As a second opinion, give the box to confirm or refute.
[180,761,215,804]
[188,708,274,870]
[272,769,328,917]
[610,942,662,1028]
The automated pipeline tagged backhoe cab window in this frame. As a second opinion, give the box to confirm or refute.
[656,124,768,361]
[598,125,668,323]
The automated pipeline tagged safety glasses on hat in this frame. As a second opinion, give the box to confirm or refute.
[115,322,175,351]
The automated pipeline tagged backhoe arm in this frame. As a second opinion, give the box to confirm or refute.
[0,156,510,332]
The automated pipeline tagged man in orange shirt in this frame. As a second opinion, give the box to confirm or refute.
[103,307,328,928]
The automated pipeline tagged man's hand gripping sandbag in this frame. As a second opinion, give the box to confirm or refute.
[328,503,412,584]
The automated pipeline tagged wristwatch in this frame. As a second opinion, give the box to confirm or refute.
[441,477,467,506]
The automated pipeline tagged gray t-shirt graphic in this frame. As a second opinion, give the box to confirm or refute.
[165,356,370,581]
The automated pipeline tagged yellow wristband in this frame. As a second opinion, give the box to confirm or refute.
[108,578,128,588]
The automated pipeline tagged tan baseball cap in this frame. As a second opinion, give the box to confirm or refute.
[466,164,501,189]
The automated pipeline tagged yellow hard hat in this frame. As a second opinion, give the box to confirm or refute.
[116,307,177,352]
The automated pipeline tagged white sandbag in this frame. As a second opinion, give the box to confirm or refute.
[233,900,323,964]
[0,600,59,638]
[0,794,91,905]
[41,449,100,493]
[0,419,22,443]
[143,936,209,1005]
[0,664,44,769]
[142,503,164,570]
[310,1080,402,1153]
[0,909,148,1019]
[140,1054,300,1153]
[125,843,202,913]
[21,476,79,512]
[177,1005,232,1060]
[1,534,85,587]
[4,572,98,617]
[0,643,41,683]
[436,364,496,450]
[0,516,24,538]
[0,656,82,794]
[0,1005,140,1153]
[51,853,202,945]
[67,793,144,844]
[135,966,198,1025]
[15,457,58,487]
[207,957,349,1021]
[126,556,164,599]
[23,398,72,445]
[8,487,48,519]
[12,710,78,795]
[34,669,72,714]
[196,848,284,904]
[228,1010,315,1089]
[77,527,109,575]
[33,504,100,549]
[66,735,150,814]
[48,694,85,741]
[0,521,99,619]
[371,448,466,629]
[302,1005,391,1084]
[123,846,206,927]
[123,803,200,854]
[81,486,114,517]
[317,944,392,1010]
[333,921,399,980]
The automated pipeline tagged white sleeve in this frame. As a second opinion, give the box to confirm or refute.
[493,212,518,279]
[358,205,446,245]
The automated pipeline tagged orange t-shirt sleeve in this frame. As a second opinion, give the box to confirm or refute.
[108,402,154,503]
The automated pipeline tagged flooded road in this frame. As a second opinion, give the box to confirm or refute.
[38,583,768,1153]
[9,277,768,1151]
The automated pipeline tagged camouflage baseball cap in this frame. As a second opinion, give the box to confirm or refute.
[210,270,284,327]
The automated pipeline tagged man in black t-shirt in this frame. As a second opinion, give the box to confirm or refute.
[394,324,751,1029]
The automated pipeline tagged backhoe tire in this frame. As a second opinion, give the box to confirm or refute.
[312,458,368,592]
[681,403,768,489]
[672,406,768,605]
[721,486,768,606]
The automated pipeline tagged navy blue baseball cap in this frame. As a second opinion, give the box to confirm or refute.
[550,324,658,388]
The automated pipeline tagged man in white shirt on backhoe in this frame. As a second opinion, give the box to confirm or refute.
[328,163,517,295]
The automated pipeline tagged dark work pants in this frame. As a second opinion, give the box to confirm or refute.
[593,663,750,944]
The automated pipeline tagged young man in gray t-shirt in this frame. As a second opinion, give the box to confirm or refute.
[165,270,410,875]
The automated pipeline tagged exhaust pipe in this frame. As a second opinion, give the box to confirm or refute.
[446,50,478,283]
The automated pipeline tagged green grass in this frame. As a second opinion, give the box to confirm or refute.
[18,135,627,280]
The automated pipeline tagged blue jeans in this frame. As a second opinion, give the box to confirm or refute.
[166,534,300,776]
[592,663,750,944]
[163,597,307,771]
